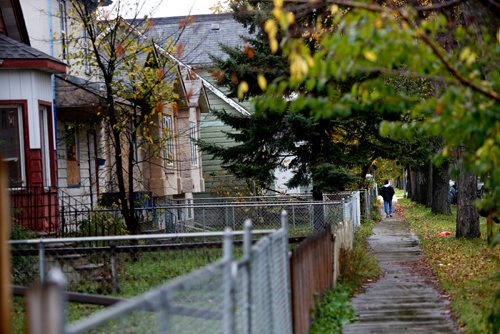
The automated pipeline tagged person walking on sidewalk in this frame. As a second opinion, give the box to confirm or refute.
[380,180,395,218]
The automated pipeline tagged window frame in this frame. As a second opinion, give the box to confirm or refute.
[39,105,52,187]
[163,115,175,166]
[189,121,198,166]
[0,105,26,188]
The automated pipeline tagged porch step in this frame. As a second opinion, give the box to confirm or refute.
[56,253,85,260]
[140,229,163,234]
[36,231,57,238]
[74,263,104,271]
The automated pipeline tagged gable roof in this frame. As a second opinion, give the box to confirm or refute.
[149,13,251,66]
[125,17,251,116]
[0,0,29,44]
[0,33,66,73]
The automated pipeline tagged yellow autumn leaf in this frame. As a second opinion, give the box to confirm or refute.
[466,53,477,66]
[330,4,339,14]
[237,81,249,100]
[264,19,277,36]
[270,38,279,53]
[274,0,283,8]
[257,74,267,91]
[459,47,471,61]
[363,50,377,62]
[272,7,281,19]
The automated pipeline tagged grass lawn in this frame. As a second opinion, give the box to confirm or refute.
[11,246,230,333]
[399,197,500,334]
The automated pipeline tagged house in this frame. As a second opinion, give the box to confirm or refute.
[4,0,207,235]
[148,14,254,197]
[0,0,66,233]
[148,13,307,196]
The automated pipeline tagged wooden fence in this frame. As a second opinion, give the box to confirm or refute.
[289,218,354,334]
[289,226,334,334]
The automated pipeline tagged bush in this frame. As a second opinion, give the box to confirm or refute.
[309,285,356,334]
[10,223,38,285]
[78,210,127,236]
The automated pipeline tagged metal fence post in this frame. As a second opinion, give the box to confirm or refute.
[342,198,346,223]
[39,241,45,284]
[223,227,235,334]
[355,191,361,229]
[281,210,292,334]
[60,206,65,237]
[242,219,252,334]
[27,267,67,334]
[110,241,119,294]
[157,289,170,334]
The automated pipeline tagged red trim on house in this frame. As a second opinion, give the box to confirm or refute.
[0,59,66,74]
[38,100,57,186]
[0,99,30,185]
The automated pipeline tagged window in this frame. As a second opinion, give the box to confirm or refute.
[39,106,51,187]
[65,124,80,186]
[0,106,25,188]
[190,121,198,166]
[163,115,174,165]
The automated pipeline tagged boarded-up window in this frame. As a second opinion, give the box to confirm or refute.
[0,106,25,187]
[65,124,80,186]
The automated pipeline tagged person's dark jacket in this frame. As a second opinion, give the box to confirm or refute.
[380,184,395,202]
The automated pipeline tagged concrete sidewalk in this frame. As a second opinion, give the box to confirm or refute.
[342,207,460,334]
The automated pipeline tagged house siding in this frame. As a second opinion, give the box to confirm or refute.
[0,70,52,148]
[199,90,244,195]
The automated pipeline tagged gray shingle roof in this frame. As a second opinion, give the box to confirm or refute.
[0,33,64,63]
[149,13,251,66]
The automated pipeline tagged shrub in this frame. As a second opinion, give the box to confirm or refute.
[10,223,38,285]
[78,210,127,237]
[309,285,356,334]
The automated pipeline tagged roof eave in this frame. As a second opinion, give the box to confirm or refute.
[0,58,67,73]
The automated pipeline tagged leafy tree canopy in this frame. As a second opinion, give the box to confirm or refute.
[258,0,499,215]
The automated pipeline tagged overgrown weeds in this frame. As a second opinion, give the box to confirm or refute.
[309,285,355,333]
[400,198,500,334]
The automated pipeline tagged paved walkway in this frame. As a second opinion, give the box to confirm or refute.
[343,206,459,334]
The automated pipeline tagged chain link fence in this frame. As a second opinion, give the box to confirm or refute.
[10,231,265,297]
[57,200,346,237]
[60,212,291,334]
[10,195,360,296]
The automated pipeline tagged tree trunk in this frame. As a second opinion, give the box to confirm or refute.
[431,160,451,215]
[408,167,417,202]
[415,164,429,206]
[456,147,480,239]
[426,161,433,208]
